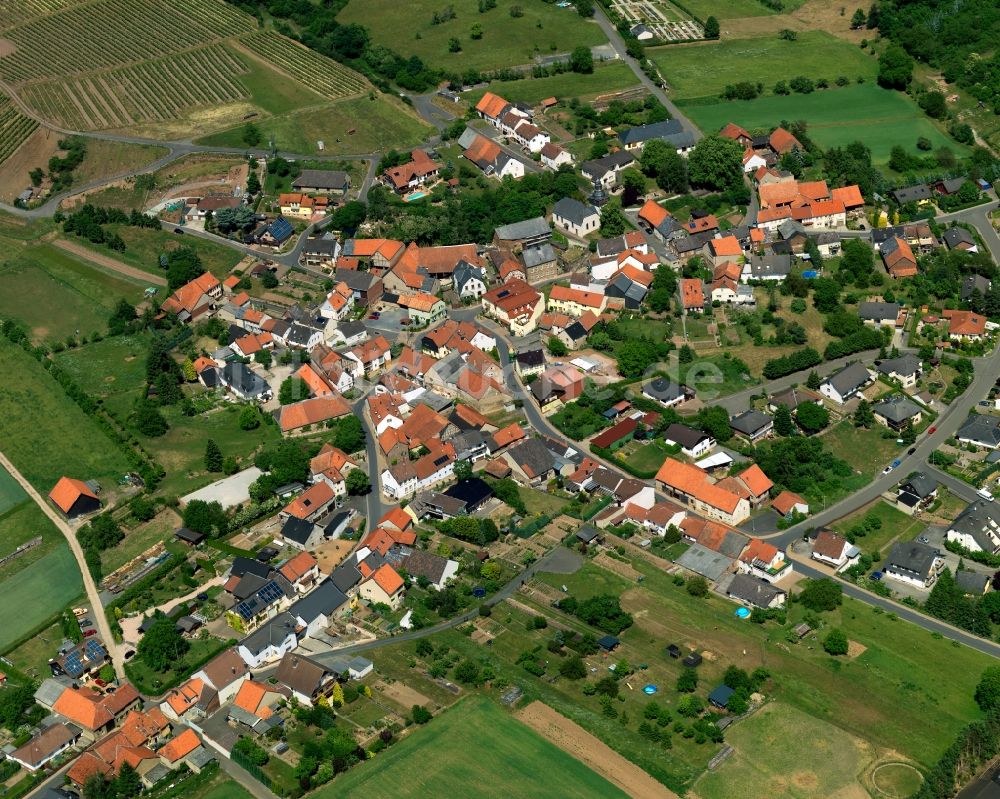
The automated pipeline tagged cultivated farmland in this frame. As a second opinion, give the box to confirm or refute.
[0,0,254,82]
[0,0,81,29]
[314,696,628,798]
[21,45,251,131]
[0,544,83,652]
[237,32,367,100]
[0,94,38,165]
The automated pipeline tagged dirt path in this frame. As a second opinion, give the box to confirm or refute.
[0,450,125,679]
[51,237,166,286]
[516,701,678,799]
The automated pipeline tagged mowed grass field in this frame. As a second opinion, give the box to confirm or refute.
[338,0,604,72]
[0,244,148,342]
[315,696,628,798]
[694,703,874,799]
[197,95,434,157]
[54,333,151,420]
[463,62,641,107]
[0,544,83,652]
[681,0,775,19]
[0,338,131,494]
[652,31,877,101]
[67,226,243,278]
[0,500,66,580]
[684,83,962,163]
[0,465,25,514]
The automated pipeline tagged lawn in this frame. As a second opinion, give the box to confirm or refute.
[681,0,775,18]
[4,619,62,677]
[337,0,605,73]
[196,95,433,157]
[53,333,151,420]
[315,696,627,798]
[534,558,995,768]
[0,338,132,493]
[103,510,177,572]
[683,83,962,164]
[139,403,282,498]
[0,464,25,514]
[621,439,673,473]
[516,486,568,517]
[73,140,170,185]
[694,703,874,799]
[682,353,759,397]
[0,501,65,580]
[233,46,330,118]
[67,226,243,279]
[0,245,147,342]
[463,62,641,107]
[188,777,254,799]
[652,31,877,101]
[831,499,925,556]
[125,636,229,694]
[0,545,83,652]
[821,420,904,480]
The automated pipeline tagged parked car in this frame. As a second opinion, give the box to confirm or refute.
[891,459,902,469]
[908,447,916,455]
[82,629,97,638]
[928,426,937,434]
[980,400,992,407]
[79,618,92,627]
[401,317,411,326]
[881,465,893,475]
[173,227,184,234]
[871,571,883,581]
[919,536,930,543]
[978,488,995,502]
[368,312,380,320]
[197,593,209,602]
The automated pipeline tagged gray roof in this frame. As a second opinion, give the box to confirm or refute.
[386,546,451,583]
[507,438,556,478]
[34,678,68,709]
[726,574,786,608]
[777,220,807,240]
[581,150,635,179]
[221,362,270,398]
[961,273,990,300]
[872,395,922,424]
[339,270,379,292]
[290,579,349,623]
[938,177,967,194]
[664,423,711,450]
[877,354,921,379]
[303,239,340,255]
[729,409,773,436]
[824,362,872,398]
[958,414,1000,448]
[522,242,556,269]
[643,377,686,403]
[606,271,648,303]
[885,540,940,580]
[330,562,362,593]
[338,320,367,340]
[674,231,714,254]
[618,119,695,149]
[892,184,932,204]
[238,611,299,655]
[495,217,551,242]
[275,652,331,697]
[946,227,977,250]
[280,517,318,546]
[746,253,792,279]
[949,499,1000,553]
[858,301,900,322]
[675,543,733,581]
[293,169,349,190]
[899,472,937,499]
[956,570,990,594]
[453,260,483,293]
[553,197,599,227]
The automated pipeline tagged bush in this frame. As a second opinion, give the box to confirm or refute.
[798,578,843,612]
[823,627,849,655]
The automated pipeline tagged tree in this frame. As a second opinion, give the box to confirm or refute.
[703,15,719,38]
[599,199,628,236]
[412,705,432,724]
[686,575,708,597]
[233,737,269,766]
[853,399,875,428]
[335,416,366,452]
[280,376,309,405]
[918,90,947,119]
[204,439,223,472]
[773,404,793,436]
[454,659,481,684]
[823,627,849,655]
[806,370,822,390]
[569,46,594,74]
[878,45,913,90]
[620,168,646,207]
[470,23,483,39]
[676,667,698,693]
[239,405,260,430]
[246,171,261,195]
[559,655,587,679]
[448,36,461,52]
[798,578,842,612]
[975,667,1000,713]
[107,297,137,335]
[454,460,472,480]
[114,763,142,799]
[242,123,261,147]
[182,499,228,536]
[0,684,39,729]
[850,7,865,27]
[795,402,829,433]
[696,405,732,442]
[134,402,168,437]
[255,348,272,368]
[346,469,371,495]
[615,338,660,378]
[547,336,568,357]
[137,614,189,671]
[687,135,743,191]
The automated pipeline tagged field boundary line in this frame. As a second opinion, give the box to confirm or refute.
[50,237,167,286]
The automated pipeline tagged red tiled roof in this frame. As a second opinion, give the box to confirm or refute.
[49,477,98,514]
[738,464,773,497]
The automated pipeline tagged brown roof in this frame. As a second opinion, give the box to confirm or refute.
[812,529,848,560]
[283,481,335,520]
[198,648,249,690]
[278,396,351,432]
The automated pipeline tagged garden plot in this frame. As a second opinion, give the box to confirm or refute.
[609,0,704,40]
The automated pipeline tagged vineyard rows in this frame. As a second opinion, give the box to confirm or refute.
[20,44,251,131]
[0,0,255,82]
[241,31,367,99]
[0,0,80,30]
[0,96,39,165]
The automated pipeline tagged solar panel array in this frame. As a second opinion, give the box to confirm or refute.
[234,580,284,620]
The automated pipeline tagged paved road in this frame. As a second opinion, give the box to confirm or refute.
[353,395,388,526]
[0,450,125,678]
[939,199,1000,262]
[591,6,701,143]
[310,548,583,661]
[407,93,457,132]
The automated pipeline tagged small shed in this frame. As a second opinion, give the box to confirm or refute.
[597,635,620,652]
[793,623,811,640]
[682,652,702,667]
[174,528,206,547]
[709,684,735,709]
[666,644,681,659]
[576,526,601,545]
[175,616,202,634]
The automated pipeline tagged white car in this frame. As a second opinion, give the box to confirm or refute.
[881,466,893,475]
[978,488,995,502]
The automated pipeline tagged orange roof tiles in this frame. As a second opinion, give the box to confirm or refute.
[492,422,526,449]
[223,275,240,289]
[464,134,502,166]
[379,506,414,532]
[797,180,830,201]
[771,490,807,515]
[740,537,779,565]
[680,278,704,309]
[769,127,802,154]
[232,680,270,718]
[49,477,98,514]
[684,215,718,234]
[638,199,669,227]
[278,395,351,433]
[53,683,139,731]
[296,363,334,397]
[719,122,751,141]
[738,464,773,497]
[160,729,201,763]
[476,91,509,119]
[548,284,605,310]
[370,563,404,595]
[280,551,318,582]
[165,679,205,716]
[943,309,987,336]
[831,184,864,208]
[399,292,442,313]
[310,444,354,480]
[709,236,742,257]
[655,458,743,514]
[283,481,335,520]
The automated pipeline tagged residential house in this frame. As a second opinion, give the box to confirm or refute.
[858,301,902,328]
[872,395,923,431]
[453,260,488,300]
[883,540,944,588]
[540,142,573,170]
[881,237,918,279]
[946,500,1000,554]
[219,362,272,402]
[957,414,1000,449]
[529,363,585,414]
[337,269,383,308]
[289,580,349,637]
[618,119,696,155]
[680,278,706,312]
[943,309,988,341]
[947,227,979,254]
[771,490,809,519]
[896,472,938,515]
[160,678,219,722]
[742,253,792,282]
[719,122,753,148]
[278,517,324,551]
[346,335,392,375]
[399,292,447,326]
[811,529,858,571]
[637,199,683,243]
[734,463,774,507]
[729,410,774,443]
[461,131,527,180]
[49,682,142,737]
[961,273,990,299]
[547,284,607,318]
[481,279,544,336]
[502,438,556,486]
[820,362,874,404]
[581,151,635,191]
[891,184,932,205]
[9,724,81,771]
[357,562,405,609]
[738,538,791,580]
[766,386,822,414]
[705,235,742,266]
[552,197,600,238]
[236,613,299,668]
[382,149,441,194]
[283,481,337,522]
[726,574,787,609]
[340,238,404,272]
[161,272,222,322]
[643,377,693,408]
[191,648,250,705]
[655,458,751,526]
[274,653,335,706]
[663,423,715,458]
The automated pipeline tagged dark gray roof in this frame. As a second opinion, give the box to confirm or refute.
[746,253,792,279]
[239,612,299,655]
[221,362,270,398]
[961,273,990,300]
[516,348,544,367]
[330,562,362,593]
[643,377,685,403]
[885,540,940,580]
[938,177,967,194]
[280,517,318,546]
[858,301,900,322]
[618,119,695,149]
[824,362,872,398]
[581,151,635,179]
[231,557,271,579]
[777,220,807,240]
[453,260,484,293]
[606,272,648,303]
[386,546,450,583]
[899,472,937,499]
[286,323,319,346]
[726,574,785,607]
[443,477,494,509]
[339,270,379,292]
[675,544,733,581]
[304,239,341,255]
[552,197,599,227]
[946,227,977,250]
[956,570,990,594]
[338,320,367,340]
[494,217,551,242]
[872,395,922,423]
[729,409,773,435]
[877,354,921,378]
[293,169,349,190]
[664,423,711,449]
[892,184,932,204]
[507,438,556,478]
[949,499,1000,553]
[958,414,1000,448]
[674,231,713,254]
[289,580,348,623]
[522,242,556,269]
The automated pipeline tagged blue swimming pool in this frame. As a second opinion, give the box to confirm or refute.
[405,192,427,202]
[735,607,751,619]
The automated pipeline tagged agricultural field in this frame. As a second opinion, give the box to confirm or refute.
[53,333,151,420]
[0,94,38,166]
[337,0,605,72]
[652,31,877,101]
[463,62,641,108]
[679,0,773,19]
[0,544,83,652]
[684,83,963,164]
[0,244,147,342]
[0,337,132,494]
[0,0,254,82]
[71,141,169,185]
[0,0,82,29]
[315,696,627,798]
[0,499,65,580]
[237,32,367,100]
[693,703,879,799]
[196,95,433,157]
